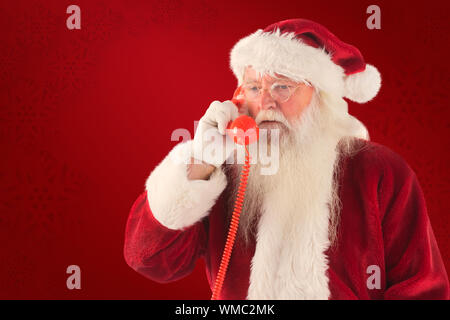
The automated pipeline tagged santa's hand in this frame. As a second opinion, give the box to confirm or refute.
[192,100,239,167]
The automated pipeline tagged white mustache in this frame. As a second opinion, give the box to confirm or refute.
[255,110,291,129]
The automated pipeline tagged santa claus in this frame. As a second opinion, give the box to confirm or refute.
[123,19,449,299]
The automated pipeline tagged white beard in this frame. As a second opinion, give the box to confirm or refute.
[223,90,368,299]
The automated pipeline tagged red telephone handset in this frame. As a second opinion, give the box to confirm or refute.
[228,85,259,145]
[231,85,245,109]
[211,87,259,300]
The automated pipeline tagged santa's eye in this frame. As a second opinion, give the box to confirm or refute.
[244,85,260,93]
[272,84,291,92]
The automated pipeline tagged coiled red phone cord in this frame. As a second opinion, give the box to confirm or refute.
[211,145,251,300]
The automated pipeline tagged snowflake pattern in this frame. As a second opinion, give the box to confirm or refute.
[79,2,125,43]
[46,43,97,96]
[0,78,61,150]
[0,254,36,297]
[14,2,59,53]
[361,62,450,155]
[1,149,87,252]
[0,44,24,86]
[416,8,450,56]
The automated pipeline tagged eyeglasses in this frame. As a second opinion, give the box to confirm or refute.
[242,81,310,103]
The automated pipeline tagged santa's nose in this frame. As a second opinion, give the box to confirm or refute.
[259,89,277,110]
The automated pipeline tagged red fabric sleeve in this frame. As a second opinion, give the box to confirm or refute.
[378,150,449,299]
[123,191,208,283]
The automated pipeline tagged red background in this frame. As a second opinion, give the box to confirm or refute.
[0,0,449,299]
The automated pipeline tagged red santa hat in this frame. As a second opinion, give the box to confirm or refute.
[230,18,381,103]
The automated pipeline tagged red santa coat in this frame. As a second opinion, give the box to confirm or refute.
[124,139,449,299]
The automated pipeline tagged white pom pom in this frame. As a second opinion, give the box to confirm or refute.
[344,64,381,103]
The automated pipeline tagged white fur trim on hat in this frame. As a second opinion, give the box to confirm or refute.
[145,140,227,230]
[230,29,381,103]
[344,64,381,103]
[230,29,345,98]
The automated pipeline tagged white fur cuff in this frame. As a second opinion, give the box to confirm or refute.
[145,140,227,230]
